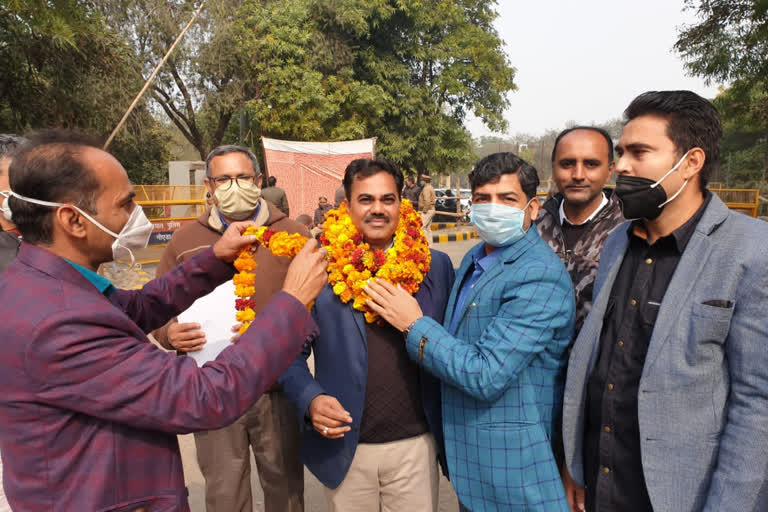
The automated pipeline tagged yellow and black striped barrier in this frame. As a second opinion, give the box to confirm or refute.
[432,222,458,230]
[432,230,479,244]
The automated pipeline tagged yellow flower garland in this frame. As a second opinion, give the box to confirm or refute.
[232,198,430,332]
[233,226,307,334]
[319,198,430,323]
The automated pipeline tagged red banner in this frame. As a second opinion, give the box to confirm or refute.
[262,137,376,220]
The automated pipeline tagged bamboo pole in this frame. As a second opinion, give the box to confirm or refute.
[103,1,206,150]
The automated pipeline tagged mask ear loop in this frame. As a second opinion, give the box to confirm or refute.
[650,150,690,189]
[521,197,535,233]
[651,150,691,208]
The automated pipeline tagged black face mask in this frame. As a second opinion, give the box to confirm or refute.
[614,175,668,220]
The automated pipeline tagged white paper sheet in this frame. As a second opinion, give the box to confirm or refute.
[178,281,238,367]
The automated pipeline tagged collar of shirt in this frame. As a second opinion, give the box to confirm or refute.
[64,259,115,296]
[472,241,505,271]
[559,192,608,226]
[217,201,262,230]
[448,243,506,333]
[629,190,713,253]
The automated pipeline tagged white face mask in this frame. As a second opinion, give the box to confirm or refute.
[2,190,153,265]
[1,191,11,222]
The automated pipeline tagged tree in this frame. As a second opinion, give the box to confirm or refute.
[712,81,768,188]
[311,0,516,175]
[675,0,768,86]
[0,0,171,183]
[102,0,516,174]
[675,0,768,189]
[98,0,246,161]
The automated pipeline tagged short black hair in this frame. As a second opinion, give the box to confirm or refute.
[267,176,277,187]
[469,152,540,200]
[624,90,721,190]
[9,130,103,245]
[205,145,261,177]
[551,126,614,163]
[343,159,404,200]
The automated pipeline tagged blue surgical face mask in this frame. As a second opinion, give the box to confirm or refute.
[470,200,533,248]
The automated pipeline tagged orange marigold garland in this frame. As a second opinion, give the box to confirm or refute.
[233,198,430,332]
[319,198,430,323]
[233,226,307,335]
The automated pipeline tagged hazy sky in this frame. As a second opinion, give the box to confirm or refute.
[466,0,722,138]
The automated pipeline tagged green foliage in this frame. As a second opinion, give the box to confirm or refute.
[111,0,516,173]
[316,0,516,175]
[3,0,515,182]
[675,0,768,190]
[712,81,768,187]
[0,0,171,183]
[675,0,768,86]
[98,0,249,160]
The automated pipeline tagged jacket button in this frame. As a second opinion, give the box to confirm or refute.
[630,299,637,306]
[603,466,611,474]
[617,340,624,348]
[607,383,614,391]
[604,426,611,433]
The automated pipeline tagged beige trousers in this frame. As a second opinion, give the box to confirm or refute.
[324,433,439,512]
[194,391,304,512]
[420,209,436,247]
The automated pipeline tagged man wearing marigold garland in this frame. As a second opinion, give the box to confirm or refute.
[367,152,575,512]
[279,158,455,511]
[153,145,310,512]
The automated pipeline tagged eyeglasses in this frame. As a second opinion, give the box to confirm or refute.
[209,175,256,190]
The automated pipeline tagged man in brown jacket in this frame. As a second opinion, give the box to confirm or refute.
[418,174,437,245]
[261,175,290,216]
[153,145,308,512]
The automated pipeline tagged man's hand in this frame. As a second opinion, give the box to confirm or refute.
[167,321,206,352]
[230,323,242,343]
[364,279,423,332]
[308,395,352,439]
[562,463,585,512]
[282,239,328,306]
[212,221,257,262]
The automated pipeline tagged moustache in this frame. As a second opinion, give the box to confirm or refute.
[364,214,390,224]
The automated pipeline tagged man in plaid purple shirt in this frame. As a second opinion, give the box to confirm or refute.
[0,130,327,511]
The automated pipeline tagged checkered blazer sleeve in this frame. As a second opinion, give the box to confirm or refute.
[406,262,574,402]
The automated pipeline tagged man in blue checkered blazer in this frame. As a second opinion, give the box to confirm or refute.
[367,153,575,512]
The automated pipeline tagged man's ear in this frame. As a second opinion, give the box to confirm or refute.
[527,197,541,226]
[55,206,88,239]
[681,147,706,181]
[204,177,215,200]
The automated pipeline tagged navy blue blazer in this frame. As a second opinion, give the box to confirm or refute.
[279,249,455,489]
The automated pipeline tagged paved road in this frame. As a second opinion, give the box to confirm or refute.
[103,239,477,511]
